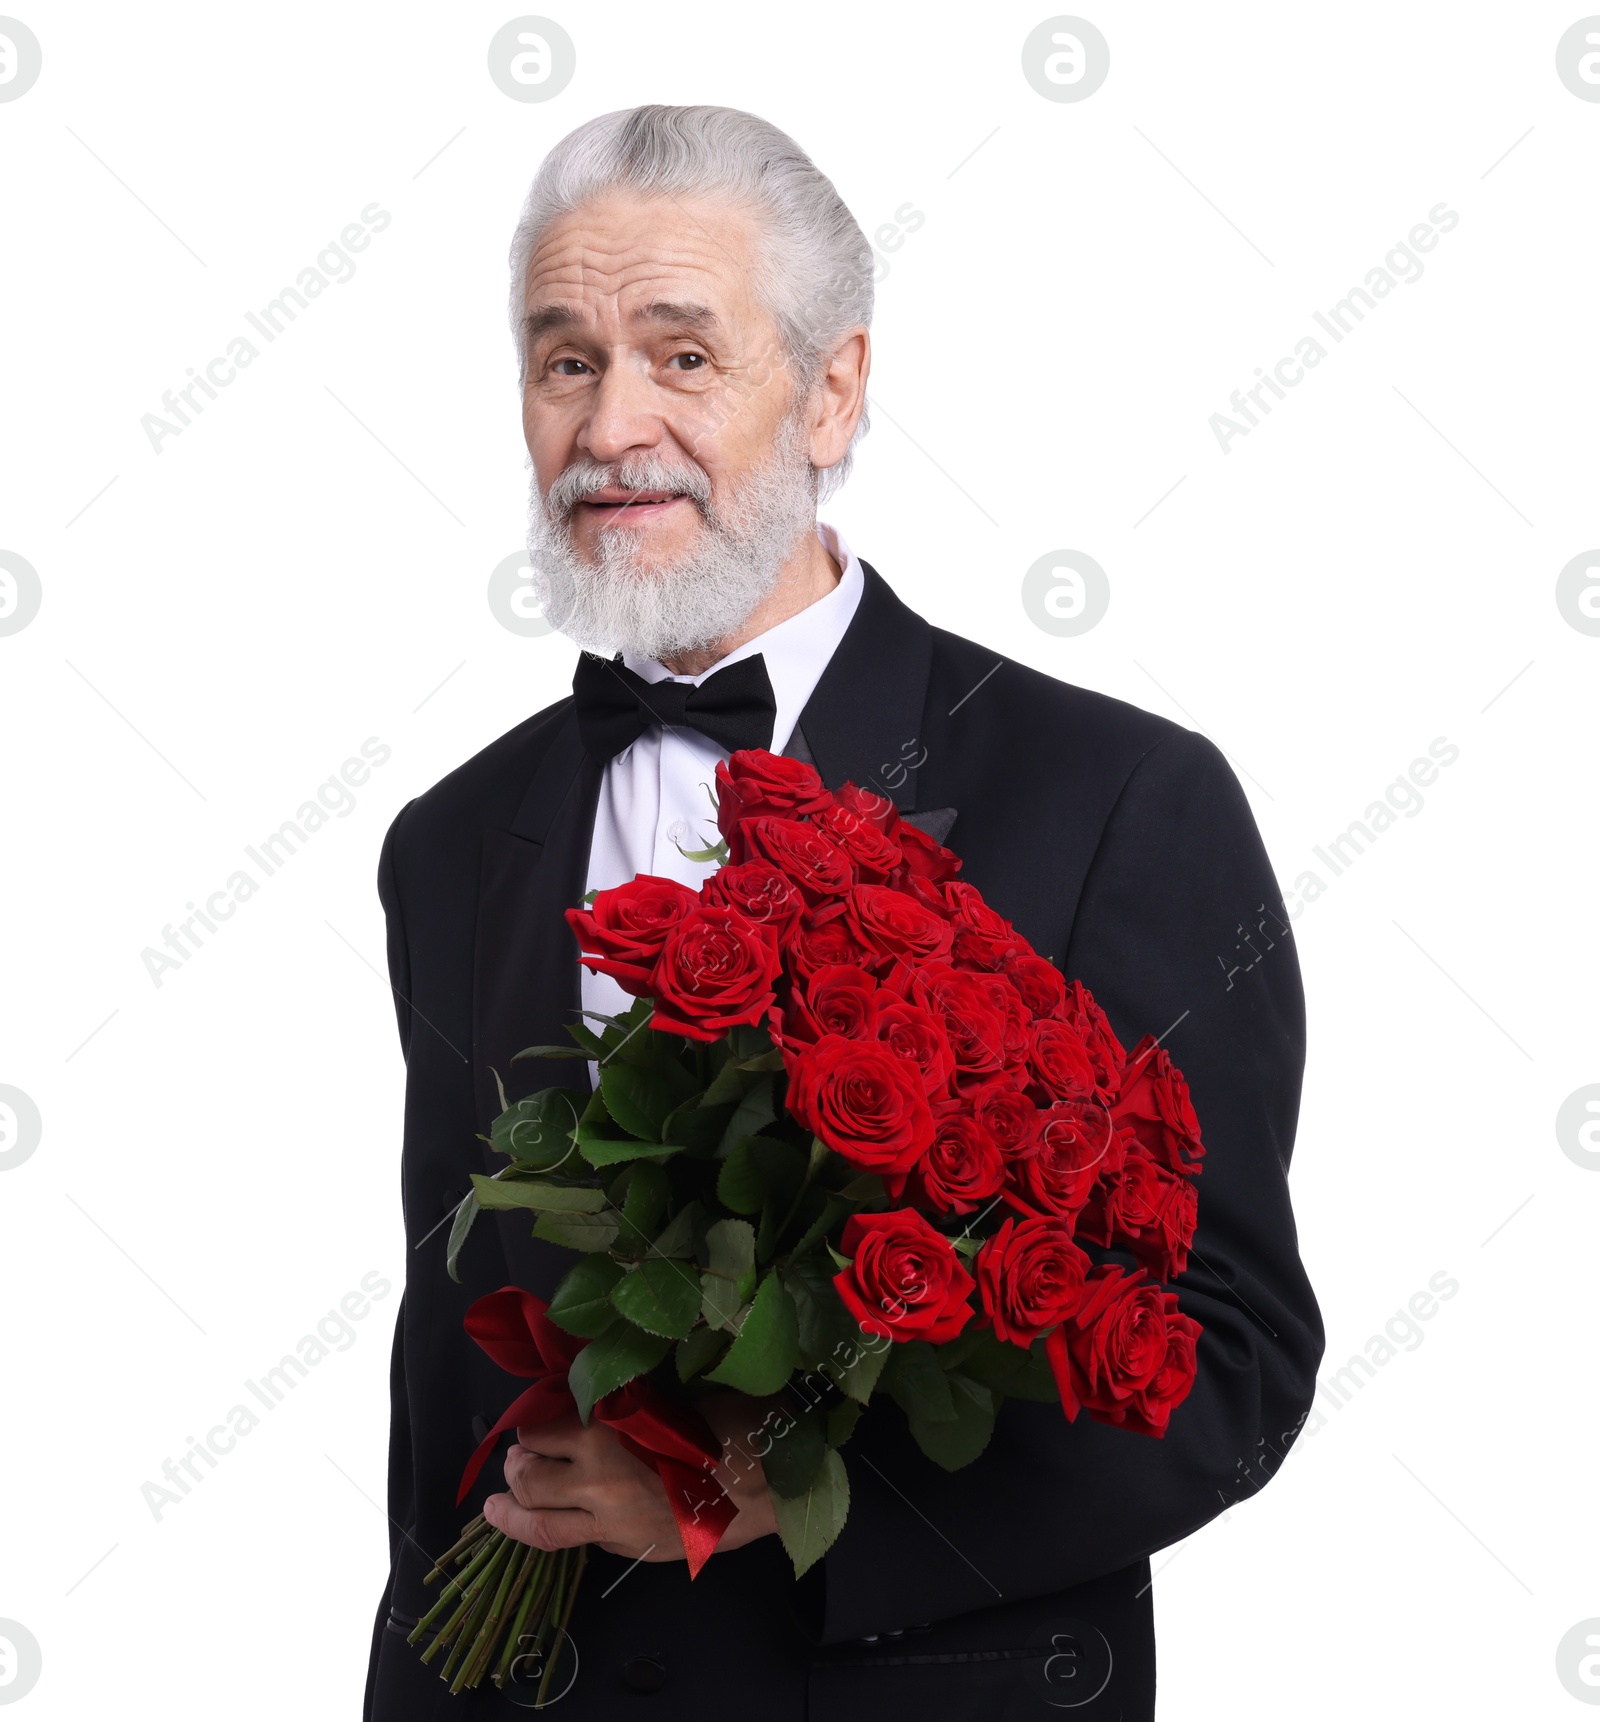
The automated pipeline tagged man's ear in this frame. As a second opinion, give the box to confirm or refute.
[808,327,870,471]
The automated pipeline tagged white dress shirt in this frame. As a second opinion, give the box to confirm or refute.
[579,521,865,1025]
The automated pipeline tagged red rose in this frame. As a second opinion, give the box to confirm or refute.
[844,884,956,974]
[971,1081,1042,1161]
[783,1033,934,1185]
[1063,981,1127,1098]
[565,876,701,995]
[872,998,956,1097]
[1114,1036,1204,1173]
[975,972,1034,1070]
[913,964,1009,1080]
[832,1210,976,1344]
[1120,1304,1202,1437]
[910,1109,1007,1213]
[784,906,877,980]
[816,802,903,881]
[783,963,879,1045]
[1027,1019,1099,1104]
[1046,1267,1200,1436]
[1006,954,1068,1020]
[1079,1148,1199,1280]
[714,749,831,842]
[975,1216,1091,1345]
[890,819,962,887]
[734,817,854,902]
[1005,1100,1124,1222]
[646,905,781,1041]
[942,882,1027,971]
[830,781,899,834]
[701,860,804,939]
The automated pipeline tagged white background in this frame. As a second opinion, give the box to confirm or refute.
[2,2,1597,1715]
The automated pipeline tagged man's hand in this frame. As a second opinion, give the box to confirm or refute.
[483,1391,780,1563]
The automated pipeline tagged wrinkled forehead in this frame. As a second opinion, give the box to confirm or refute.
[522,192,772,342]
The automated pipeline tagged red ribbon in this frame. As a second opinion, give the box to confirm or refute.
[456,1286,737,1578]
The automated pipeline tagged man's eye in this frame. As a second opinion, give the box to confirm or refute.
[669,352,707,371]
[551,358,591,377]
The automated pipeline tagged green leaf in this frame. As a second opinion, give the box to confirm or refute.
[737,1047,786,1071]
[786,1194,849,1262]
[837,1174,886,1204]
[717,1136,806,1216]
[570,1082,650,1161]
[784,1257,856,1368]
[511,1044,592,1062]
[661,1097,733,1153]
[546,1257,625,1338]
[704,1271,799,1396]
[995,1341,1063,1404]
[565,1021,608,1059]
[532,1209,621,1252]
[445,1191,479,1284]
[883,1340,957,1423]
[470,1173,607,1213]
[650,1201,703,1260]
[825,1328,892,1405]
[610,1258,703,1339]
[770,1448,850,1578]
[599,1062,678,1141]
[719,1075,776,1154]
[577,1135,680,1169]
[726,1023,773,1063]
[568,1323,672,1422]
[675,834,729,864]
[700,1219,757,1329]
[942,1326,1031,1388]
[675,1324,729,1382]
[907,1373,997,1470]
[490,1089,587,1172]
[614,1162,668,1250]
[825,1398,863,1449]
[698,1059,753,1110]
[763,1401,828,1500]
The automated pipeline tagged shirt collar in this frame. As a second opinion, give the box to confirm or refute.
[623,522,866,755]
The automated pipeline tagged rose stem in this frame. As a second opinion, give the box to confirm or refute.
[419,1531,510,1664]
[493,1550,556,1688]
[424,1514,488,1581]
[458,1539,533,1691]
[536,1547,586,1709]
[477,1543,542,1690]
[439,1535,513,1685]
[409,1530,502,1647]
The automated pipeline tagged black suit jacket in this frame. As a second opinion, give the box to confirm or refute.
[364,565,1323,1720]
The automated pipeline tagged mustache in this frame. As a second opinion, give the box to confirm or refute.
[543,454,715,519]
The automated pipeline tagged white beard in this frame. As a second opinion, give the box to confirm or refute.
[525,405,819,663]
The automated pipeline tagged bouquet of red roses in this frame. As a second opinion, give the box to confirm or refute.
[408,749,1204,1699]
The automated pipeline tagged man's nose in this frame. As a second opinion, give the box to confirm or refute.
[578,357,666,465]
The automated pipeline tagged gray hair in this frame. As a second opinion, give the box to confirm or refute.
[508,104,872,500]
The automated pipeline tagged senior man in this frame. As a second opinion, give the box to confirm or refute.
[365,104,1322,1720]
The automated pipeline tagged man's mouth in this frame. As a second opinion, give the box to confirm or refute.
[578,487,692,514]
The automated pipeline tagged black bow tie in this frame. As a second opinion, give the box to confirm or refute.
[572,651,778,763]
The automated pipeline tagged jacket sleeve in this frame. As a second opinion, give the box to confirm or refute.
[815,728,1325,1642]
[364,802,420,1718]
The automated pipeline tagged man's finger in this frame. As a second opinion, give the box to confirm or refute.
[482,1492,596,1552]
[503,1446,582,1509]
[514,1421,586,1460]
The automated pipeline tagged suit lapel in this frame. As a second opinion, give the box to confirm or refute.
[794,561,952,829]
[471,706,602,1297]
